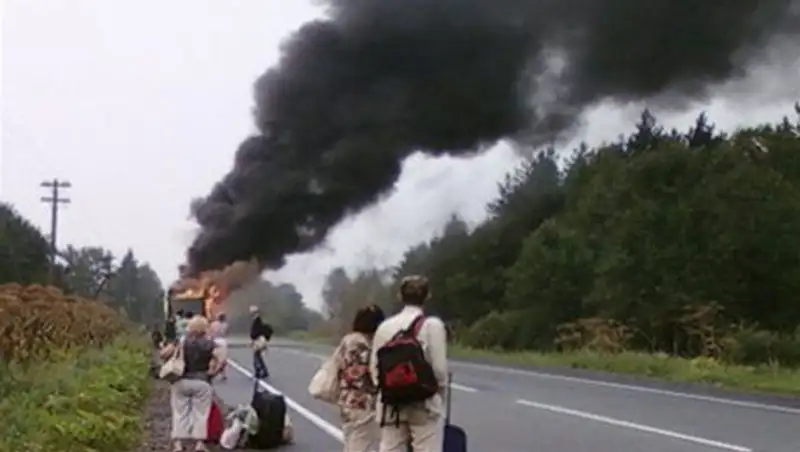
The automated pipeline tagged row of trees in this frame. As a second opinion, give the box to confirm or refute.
[319,106,800,365]
[0,203,165,326]
[321,267,395,336]
[224,278,325,335]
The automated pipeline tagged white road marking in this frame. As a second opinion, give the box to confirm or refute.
[276,347,480,393]
[226,359,345,442]
[226,349,759,452]
[242,340,800,416]
[516,399,752,452]
[453,360,800,415]
[450,383,478,393]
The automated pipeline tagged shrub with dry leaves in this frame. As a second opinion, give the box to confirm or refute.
[0,283,123,362]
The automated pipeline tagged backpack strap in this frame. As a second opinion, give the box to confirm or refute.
[406,315,427,337]
[389,315,427,341]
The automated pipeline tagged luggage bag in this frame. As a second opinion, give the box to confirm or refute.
[246,377,288,449]
[406,372,468,452]
[443,372,467,452]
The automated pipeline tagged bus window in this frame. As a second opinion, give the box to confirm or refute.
[171,298,205,317]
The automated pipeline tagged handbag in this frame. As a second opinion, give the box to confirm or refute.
[252,336,269,351]
[308,345,341,404]
[159,342,185,383]
[219,418,244,450]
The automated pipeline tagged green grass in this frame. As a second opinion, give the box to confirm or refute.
[449,344,800,396]
[0,333,152,452]
[286,331,800,396]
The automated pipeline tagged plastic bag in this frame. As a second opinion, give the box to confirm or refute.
[219,418,244,450]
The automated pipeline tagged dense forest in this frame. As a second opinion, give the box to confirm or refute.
[319,107,800,367]
[223,277,325,335]
[0,203,166,325]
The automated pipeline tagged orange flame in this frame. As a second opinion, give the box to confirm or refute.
[171,258,259,318]
[169,276,228,318]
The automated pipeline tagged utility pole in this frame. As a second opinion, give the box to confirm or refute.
[40,179,71,284]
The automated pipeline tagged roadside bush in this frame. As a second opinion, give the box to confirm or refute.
[0,334,150,452]
[554,317,633,353]
[722,325,800,367]
[461,309,534,350]
[0,282,150,451]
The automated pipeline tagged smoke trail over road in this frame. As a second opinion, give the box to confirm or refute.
[187,0,799,273]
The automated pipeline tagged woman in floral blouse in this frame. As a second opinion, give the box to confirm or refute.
[337,304,386,452]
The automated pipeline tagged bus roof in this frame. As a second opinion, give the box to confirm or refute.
[170,288,204,300]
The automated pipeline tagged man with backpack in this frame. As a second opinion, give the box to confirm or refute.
[371,275,448,452]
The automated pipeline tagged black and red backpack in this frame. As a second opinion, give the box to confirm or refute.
[376,315,439,426]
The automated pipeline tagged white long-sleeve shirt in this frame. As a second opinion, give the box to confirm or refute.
[370,305,449,417]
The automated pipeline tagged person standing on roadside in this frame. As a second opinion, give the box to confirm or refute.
[216,313,228,337]
[336,304,386,452]
[160,315,224,452]
[209,313,229,381]
[249,305,273,379]
[175,310,190,340]
[165,314,178,343]
[370,275,448,452]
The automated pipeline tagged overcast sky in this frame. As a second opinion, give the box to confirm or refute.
[2,1,798,309]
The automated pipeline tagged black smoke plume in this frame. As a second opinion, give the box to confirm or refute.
[187,0,799,273]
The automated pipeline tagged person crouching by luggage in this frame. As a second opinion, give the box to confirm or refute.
[159,315,224,452]
[337,304,386,452]
[370,275,448,452]
[249,305,273,379]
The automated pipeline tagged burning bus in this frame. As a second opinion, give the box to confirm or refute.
[167,276,225,320]
[166,259,257,320]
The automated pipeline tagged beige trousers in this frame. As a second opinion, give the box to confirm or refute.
[378,407,442,452]
[342,409,378,452]
[170,378,213,440]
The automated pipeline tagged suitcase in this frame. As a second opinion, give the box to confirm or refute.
[246,377,287,449]
[443,372,467,452]
[407,372,467,452]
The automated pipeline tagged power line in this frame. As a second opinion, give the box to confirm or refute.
[40,179,71,284]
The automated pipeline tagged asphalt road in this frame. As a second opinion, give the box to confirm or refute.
[215,339,800,452]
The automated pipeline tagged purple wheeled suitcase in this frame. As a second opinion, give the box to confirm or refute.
[443,372,467,452]
[406,372,467,452]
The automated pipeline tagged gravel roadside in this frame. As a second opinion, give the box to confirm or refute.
[133,379,263,452]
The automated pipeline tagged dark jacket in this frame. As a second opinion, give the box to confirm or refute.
[250,316,274,341]
[164,319,177,342]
